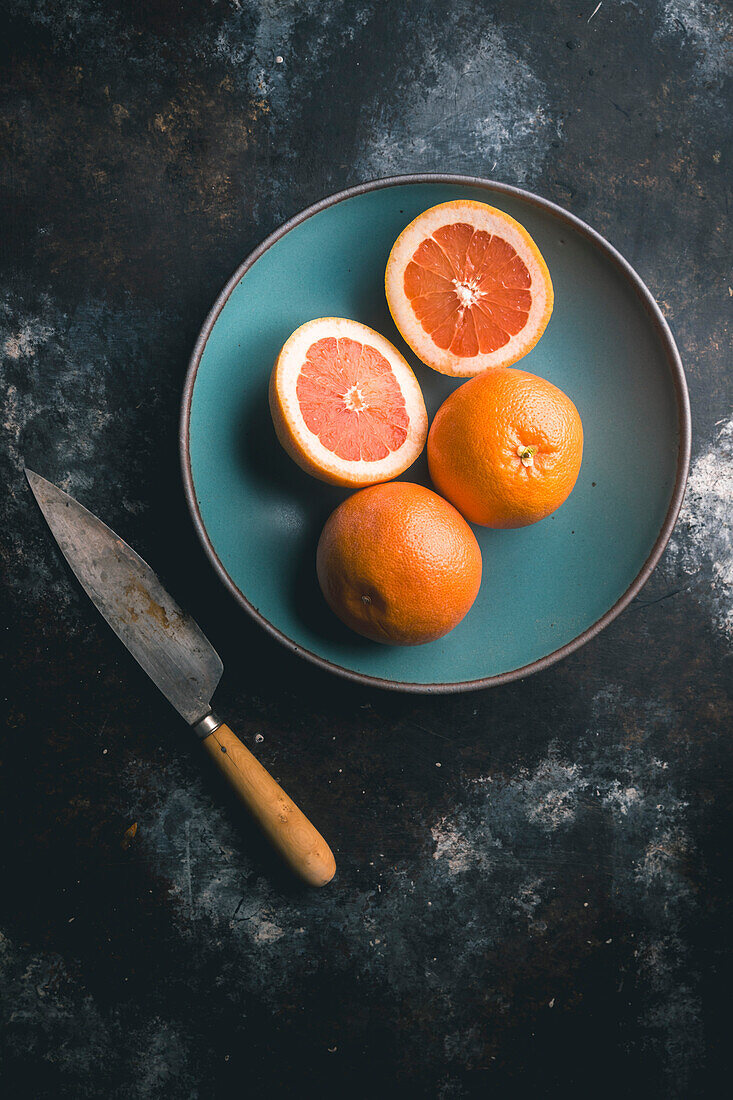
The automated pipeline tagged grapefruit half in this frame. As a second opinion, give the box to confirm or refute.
[269,318,428,487]
[385,200,554,377]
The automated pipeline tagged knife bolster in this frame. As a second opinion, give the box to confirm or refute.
[191,711,224,739]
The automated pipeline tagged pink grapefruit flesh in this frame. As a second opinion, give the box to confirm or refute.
[269,318,428,487]
[385,200,554,376]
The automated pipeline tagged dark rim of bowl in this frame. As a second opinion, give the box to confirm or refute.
[180,173,692,694]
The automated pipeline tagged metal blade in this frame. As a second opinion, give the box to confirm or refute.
[26,470,223,725]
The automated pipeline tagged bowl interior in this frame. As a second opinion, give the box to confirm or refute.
[186,181,683,688]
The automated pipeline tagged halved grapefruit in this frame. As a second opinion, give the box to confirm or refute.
[385,201,554,377]
[269,318,428,487]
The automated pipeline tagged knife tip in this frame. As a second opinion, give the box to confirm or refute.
[24,468,53,503]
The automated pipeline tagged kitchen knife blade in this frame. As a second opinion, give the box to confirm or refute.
[25,469,336,887]
[26,470,222,726]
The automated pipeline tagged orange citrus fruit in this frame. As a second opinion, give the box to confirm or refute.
[316,482,482,645]
[269,318,427,487]
[427,368,583,528]
[385,200,554,376]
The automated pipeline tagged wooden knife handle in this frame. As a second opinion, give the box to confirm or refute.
[201,724,336,887]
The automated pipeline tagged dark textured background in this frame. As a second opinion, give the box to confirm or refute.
[1,2,731,1096]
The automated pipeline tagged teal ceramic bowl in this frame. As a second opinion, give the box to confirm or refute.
[181,176,690,692]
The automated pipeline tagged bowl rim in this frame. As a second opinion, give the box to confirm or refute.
[180,173,691,694]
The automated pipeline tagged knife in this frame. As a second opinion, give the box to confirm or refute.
[25,470,336,887]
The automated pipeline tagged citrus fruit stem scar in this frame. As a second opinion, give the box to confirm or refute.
[517,444,538,467]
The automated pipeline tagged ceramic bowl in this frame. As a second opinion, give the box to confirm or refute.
[181,176,690,692]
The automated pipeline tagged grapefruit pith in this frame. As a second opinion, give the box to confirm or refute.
[385,201,554,377]
[269,318,428,487]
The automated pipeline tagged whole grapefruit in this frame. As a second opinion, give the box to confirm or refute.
[316,482,482,645]
[428,368,583,528]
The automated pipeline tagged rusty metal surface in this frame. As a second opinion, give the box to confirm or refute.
[26,470,223,725]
